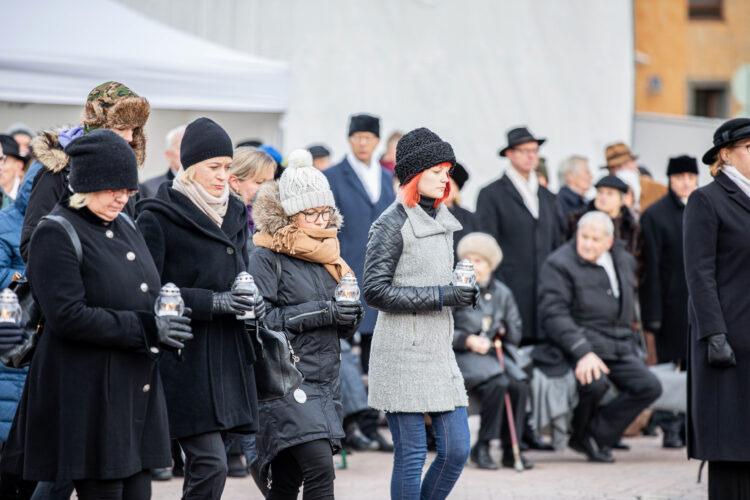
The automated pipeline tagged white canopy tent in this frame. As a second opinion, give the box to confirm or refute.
[0,0,289,112]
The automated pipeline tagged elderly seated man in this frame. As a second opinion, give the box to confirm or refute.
[539,211,662,463]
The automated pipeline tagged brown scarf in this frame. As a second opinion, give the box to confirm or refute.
[253,225,353,281]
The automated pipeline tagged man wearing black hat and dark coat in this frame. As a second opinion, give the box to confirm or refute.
[444,161,474,259]
[638,155,698,449]
[476,126,562,345]
[567,175,641,258]
[324,114,395,376]
[684,118,750,499]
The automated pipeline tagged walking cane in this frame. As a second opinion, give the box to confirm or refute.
[493,328,524,472]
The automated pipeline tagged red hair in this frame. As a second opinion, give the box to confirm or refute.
[398,163,452,208]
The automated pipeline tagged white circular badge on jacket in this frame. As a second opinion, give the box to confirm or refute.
[294,389,307,404]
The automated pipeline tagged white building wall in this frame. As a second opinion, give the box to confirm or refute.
[117,0,635,208]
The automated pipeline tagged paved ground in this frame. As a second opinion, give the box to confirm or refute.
[152,424,707,499]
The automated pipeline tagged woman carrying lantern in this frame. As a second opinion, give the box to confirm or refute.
[363,127,479,500]
[248,149,364,499]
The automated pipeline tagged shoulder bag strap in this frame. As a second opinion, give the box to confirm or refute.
[118,212,137,231]
[41,214,82,265]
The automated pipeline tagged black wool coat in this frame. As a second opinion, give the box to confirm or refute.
[639,189,689,363]
[2,201,170,481]
[448,203,475,260]
[137,184,258,439]
[475,174,562,343]
[684,172,750,461]
[249,247,358,480]
[538,240,639,364]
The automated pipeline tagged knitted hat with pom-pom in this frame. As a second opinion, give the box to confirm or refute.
[279,149,336,216]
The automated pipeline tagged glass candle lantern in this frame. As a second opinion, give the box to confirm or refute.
[0,288,22,324]
[154,282,185,317]
[451,259,476,288]
[232,272,259,320]
[335,273,360,303]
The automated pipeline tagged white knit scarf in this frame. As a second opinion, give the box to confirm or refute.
[504,166,539,218]
[722,165,750,200]
[172,171,229,227]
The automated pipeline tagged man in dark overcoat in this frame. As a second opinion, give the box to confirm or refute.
[476,126,561,344]
[539,211,662,462]
[323,113,395,371]
[639,155,698,448]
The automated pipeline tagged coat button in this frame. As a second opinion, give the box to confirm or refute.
[105,230,114,239]
[150,346,159,354]
[126,252,136,261]
[142,384,150,392]
[226,246,234,255]
[140,283,149,292]
[484,293,492,301]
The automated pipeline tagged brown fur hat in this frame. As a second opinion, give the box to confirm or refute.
[252,180,343,235]
[81,81,149,166]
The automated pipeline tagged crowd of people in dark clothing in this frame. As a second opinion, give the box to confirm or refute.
[0,80,747,500]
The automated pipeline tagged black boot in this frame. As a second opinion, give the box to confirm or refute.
[343,420,377,451]
[568,434,615,463]
[150,468,172,481]
[522,417,554,451]
[470,441,498,470]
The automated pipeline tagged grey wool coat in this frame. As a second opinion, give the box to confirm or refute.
[363,200,469,413]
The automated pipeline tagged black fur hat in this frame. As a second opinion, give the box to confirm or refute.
[666,155,698,176]
[65,130,138,193]
[348,114,380,138]
[394,127,455,185]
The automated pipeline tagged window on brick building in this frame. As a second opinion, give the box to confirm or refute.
[689,0,722,20]
[689,82,729,118]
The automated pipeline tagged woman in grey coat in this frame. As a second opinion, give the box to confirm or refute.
[363,128,478,500]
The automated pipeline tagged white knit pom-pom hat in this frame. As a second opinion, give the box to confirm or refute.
[279,149,336,216]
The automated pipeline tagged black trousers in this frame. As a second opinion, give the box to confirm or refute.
[267,439,335,500]
[470,373,527,449]
[572,356,662,448]
[73,470,150,500]
[708,461,750,500]
[179,432,228,500]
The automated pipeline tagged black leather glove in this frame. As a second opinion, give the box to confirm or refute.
[707,333,736,367]
[212,291,255,315]
[0,323,26,355]
[253,294,267,321]
[330,301,362,327]
[156,312,193,350]
[443,285,479,308]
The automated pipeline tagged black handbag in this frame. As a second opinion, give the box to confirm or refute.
[0,215,82,369]
[245,251,304,402]
[247,320,303,402]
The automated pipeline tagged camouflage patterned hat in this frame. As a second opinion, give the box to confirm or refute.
[82,81,150,166]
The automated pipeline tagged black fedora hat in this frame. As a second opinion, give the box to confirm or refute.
[498,126,546,157]
[702,118,750,165]
[666,155,698,176]
[0,135,24,161]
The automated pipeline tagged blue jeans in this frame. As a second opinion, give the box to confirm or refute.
[225,432,258,466]
[386,407,470,500]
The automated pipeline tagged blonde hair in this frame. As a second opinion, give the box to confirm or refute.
[230,148,276,183]
[69,193,92,209]
[710,157,724,177]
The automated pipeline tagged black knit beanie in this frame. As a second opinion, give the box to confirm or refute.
[65,129,138,193]
[180,117,234,168]
[348,114,380,137]
[394,127,455,185]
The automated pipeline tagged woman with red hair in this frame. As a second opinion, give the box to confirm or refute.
[363,128,478,500]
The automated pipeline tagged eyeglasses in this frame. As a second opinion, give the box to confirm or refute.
[0,156,6,165]
[107,189,139,199]
[729,144,750,154]
[511,147,539,156]
[300,208,334,223]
